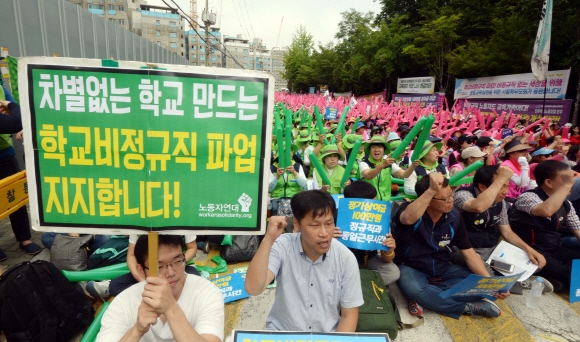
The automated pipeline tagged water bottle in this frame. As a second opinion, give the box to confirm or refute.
[526,277,544,309]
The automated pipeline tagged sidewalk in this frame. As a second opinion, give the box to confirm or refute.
[1,217,579,342]
[0,211,44,270]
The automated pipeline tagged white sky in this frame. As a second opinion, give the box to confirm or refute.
[147,0,382,49]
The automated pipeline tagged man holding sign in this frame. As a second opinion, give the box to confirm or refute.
[393,173,510,319]
[245,190,363,332]
[97,235,224,342]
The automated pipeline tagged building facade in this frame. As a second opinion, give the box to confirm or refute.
[67,0,141,32]
[186,27,223,67]
[130,4,186,58]
[271,47,288,90]
[68,0,186,59]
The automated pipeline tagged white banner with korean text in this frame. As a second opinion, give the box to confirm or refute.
[396,76,435,95]
[454,69,570,100]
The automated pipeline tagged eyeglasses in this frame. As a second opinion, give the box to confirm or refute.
[432,196,454,203]
[144,257,186,273]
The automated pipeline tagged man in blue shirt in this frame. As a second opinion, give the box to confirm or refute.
[393,173,510,319]
[245,190,363,332]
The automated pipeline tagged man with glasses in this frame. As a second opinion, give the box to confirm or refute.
[392,173,510,319]
[97,235,224,342]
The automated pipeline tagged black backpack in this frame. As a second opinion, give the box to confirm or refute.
[0,260,94,342]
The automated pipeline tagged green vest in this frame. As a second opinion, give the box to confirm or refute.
[316,165,345,195]
[0,89,12,151]
[361,157,392,202]
[271,164,303,198]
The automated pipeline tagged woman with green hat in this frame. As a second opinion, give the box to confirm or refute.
[313,132,347,161]
[295,129,313,178]
[360,136,417,201]
[313,144,352,194]
[341,134,365,179]
[404,141,449,197]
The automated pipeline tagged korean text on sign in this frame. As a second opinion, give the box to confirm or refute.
[336,198,392,252]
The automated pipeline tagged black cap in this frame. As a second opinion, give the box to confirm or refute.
[397,125,410,132]
[476,137,493,148]
[458,134,476,145]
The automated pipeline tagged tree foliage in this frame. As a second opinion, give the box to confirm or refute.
[283,0,580,99]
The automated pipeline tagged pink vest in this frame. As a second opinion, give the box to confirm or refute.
[501,159,524,199]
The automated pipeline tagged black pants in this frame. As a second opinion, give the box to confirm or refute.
[536,246,580,286]
[0,154,31,242]
[109,265,200,297]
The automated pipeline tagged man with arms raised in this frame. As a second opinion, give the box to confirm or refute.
[96,235,224,342]
[245,190,363,332]
[393,173,510,319]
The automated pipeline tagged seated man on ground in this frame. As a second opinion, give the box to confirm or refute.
[393,173,510,319]
[453,165,548,291]
[86,234,198,301]
[510,160,580,291]
[336,181,400,286]
[96,235,223,342]
[245,190,363,332]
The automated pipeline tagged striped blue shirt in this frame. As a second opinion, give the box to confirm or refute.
[266,233,363,332]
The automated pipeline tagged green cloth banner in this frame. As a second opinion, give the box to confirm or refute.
[21,58,273,234]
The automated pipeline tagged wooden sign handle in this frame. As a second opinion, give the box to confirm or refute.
[148,232,159,277]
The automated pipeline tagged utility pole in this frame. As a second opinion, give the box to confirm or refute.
[201,0,216,67]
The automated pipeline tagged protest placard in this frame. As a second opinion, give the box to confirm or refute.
[211,272,250,303]
[485,241,538,281]
[336,198,391,251]
[570,260,580,304]
[325,106,338,120]
[18,57,274,235]
[331,194,344,208]
[501,128,514,138]
[440,272,523,301]
[232,330,391,342]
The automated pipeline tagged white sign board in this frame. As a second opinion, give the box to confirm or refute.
[396,76,435,95]
[454,69,570,100]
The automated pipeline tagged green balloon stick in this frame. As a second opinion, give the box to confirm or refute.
[411,114,436,161]
[340,139,363,188]
[275,126,286,168]
[351,117,360,134]
[390,117,427,160]
[391,178,404,185]
[332,106,350,144]
[449,160,484,185]
[300,106,308,126]
[449,176,474,187]
[196,255,228,274]
[62,262,129,282]
[284,125,292,170]
[308,151,331,185]
[80,302,110,342]
[274,105,282,129]
[390,195,407,201]
[314,106,328,145]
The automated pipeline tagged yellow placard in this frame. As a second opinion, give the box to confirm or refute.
[0,171,28,221]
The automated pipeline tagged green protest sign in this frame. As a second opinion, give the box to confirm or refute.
[19,57,273,235]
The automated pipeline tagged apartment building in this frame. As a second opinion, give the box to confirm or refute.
[68,0,186,58]
[186,27,223,67]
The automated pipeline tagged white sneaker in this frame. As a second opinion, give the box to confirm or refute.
[86,280,111,301]
[519,276,554,293]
